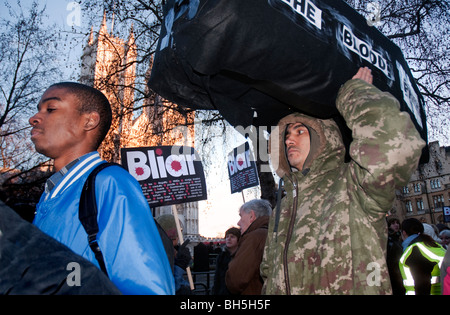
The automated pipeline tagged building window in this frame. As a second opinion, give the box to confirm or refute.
[430,179,441,189]
[416,198,424,211]
[433,195,444,208]
[405,200,413,213]
[403,186,410,194]
[413,183,421,193]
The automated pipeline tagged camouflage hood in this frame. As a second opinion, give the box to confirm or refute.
[269,112,345,178]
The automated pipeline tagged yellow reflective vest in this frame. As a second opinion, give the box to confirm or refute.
[399,241,446,295]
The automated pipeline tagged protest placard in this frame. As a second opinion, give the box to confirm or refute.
[227,142,259,194]
[121,146,207,207]
[444,207,450,223]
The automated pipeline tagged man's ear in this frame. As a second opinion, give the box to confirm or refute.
[84,112,100,131]
[401,230,408,240]
[250,210,256,221]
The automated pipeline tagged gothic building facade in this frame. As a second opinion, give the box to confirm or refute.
[393,141,450,227]
[79,15,199,239]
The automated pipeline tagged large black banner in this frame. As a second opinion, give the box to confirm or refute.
[121,146,207,207]
[148,0,428,162]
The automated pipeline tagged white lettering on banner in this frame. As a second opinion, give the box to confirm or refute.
[126,150,197,181]
[228,149,252,176]
[159,1,200,50]
[396,61,423,129]
[342,25,391,78]
[281,0,323,30]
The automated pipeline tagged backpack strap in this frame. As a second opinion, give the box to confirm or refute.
[79,162,120,276]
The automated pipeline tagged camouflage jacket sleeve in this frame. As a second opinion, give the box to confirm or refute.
[336,79,425,214]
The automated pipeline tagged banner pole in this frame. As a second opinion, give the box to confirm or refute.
[172,205,195,291]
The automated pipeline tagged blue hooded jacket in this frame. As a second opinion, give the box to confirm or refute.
[33,152,175,295]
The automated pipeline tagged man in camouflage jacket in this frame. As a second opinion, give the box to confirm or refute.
[260,68,425,294]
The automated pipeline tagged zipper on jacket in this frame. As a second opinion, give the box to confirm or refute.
[283,175,298,295]
[273,178,284,242]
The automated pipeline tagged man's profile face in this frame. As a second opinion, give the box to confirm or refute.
[29,87,86,161]
[237,209,255,234]
[285,123,311,171]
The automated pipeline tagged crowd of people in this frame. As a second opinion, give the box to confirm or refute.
[163,200,449,296]
[206,206,450,296]
[387,217,449,295]
[2,67,449,295]
[192,67,449,296]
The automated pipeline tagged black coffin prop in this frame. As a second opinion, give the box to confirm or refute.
[148,0,428,159]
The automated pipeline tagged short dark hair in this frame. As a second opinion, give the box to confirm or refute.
[225,227,241,239]
[49,82,112,149]
[387,216,400,227]
[401,218,423,236]
[402,218,439,248]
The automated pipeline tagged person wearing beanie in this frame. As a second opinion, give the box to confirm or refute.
[213,227,241,295]
[423,223,441,244]
[156,214,192,294]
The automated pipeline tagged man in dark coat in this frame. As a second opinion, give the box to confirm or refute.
[226,199,271,295]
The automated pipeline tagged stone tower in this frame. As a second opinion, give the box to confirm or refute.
[80,13,137,163]
[79,15,199,239]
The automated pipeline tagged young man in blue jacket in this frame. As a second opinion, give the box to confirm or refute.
[29,82,175,295]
